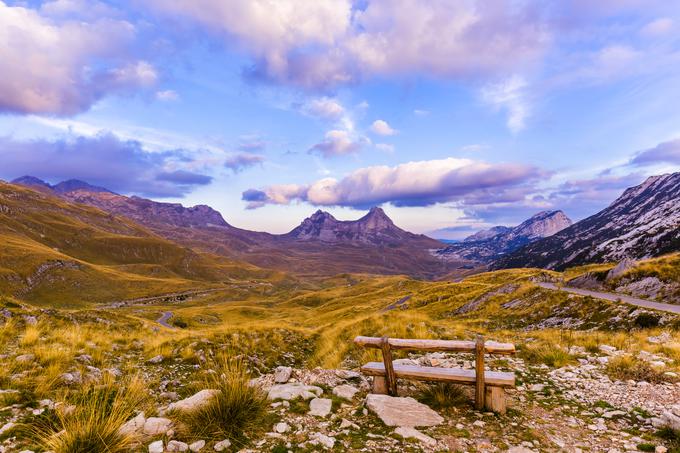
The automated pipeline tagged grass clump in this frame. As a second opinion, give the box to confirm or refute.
[605,356,673,383]
[416,382,469,410]
[656,427,680,453]
[174,355,269,446]
[33,375,148,453]
[519,344,575,368]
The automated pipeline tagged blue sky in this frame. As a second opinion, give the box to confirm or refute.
[1,0,679,238]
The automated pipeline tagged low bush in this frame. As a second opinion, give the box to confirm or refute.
[605,356,673,383]
[174,355,269,446]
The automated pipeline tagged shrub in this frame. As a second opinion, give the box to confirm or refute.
[417,382,469,409]
[34,375,148,453]
[605,356,672,383]
[635,314,660,329]
[174,355,269,446]
[519,344,575,368]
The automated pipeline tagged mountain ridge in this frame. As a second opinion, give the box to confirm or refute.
[493,172,680,270]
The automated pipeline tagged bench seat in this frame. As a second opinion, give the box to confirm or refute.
[360,362,515,388]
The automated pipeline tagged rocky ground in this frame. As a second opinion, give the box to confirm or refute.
[1,333,678,453]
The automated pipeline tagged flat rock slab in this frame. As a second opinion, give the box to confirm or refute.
[167,389,218,413]
[394,427,436,446]
[332,384,359,401]
[365,394,443,428]
[309,398,332,417]
[268,383,323,401]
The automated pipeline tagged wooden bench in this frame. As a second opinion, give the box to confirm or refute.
[354,335,516,414]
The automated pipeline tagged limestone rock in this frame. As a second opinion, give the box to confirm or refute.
[167,440,189,452]
[606,258,636,280]
[309,432,336,449]
[148,440,164,453]
[119,411,146,436]
[213,439,231,451]
[365,394,443,427]
[274,366,292,383]
[15,354,35,363]
[267,383,322,401]
[274,422,289,433]
[147,355,164,364]
[394,427,436,446]
[332,384,359,401]
[189,440,205,452]
[309,398,332,417]
[143,417,173,436]
[167,389,218,413]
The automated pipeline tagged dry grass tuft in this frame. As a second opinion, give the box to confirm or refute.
[605,355,675,384]
[417,382,470,409]
[174,355,269,446]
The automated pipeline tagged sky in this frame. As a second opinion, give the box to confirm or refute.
[1,0,680,239]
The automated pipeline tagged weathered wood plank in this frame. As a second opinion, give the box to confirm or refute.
[372,376,388,394]
[381,336,398,396]
[360,362,515,388]
[475,335,485,410]
[485,386,507,414]
[353,336,515,354]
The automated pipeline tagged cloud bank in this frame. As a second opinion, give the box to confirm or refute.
[0,1,155,115]
[243,157,546,209]
[0,133,213,197]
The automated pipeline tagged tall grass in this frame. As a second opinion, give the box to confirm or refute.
[173,355,269,446]
[34,375,149,453]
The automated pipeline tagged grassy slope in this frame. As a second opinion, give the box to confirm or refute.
[0,183,285,306]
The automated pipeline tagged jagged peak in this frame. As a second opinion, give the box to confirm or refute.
[308,209,337,222]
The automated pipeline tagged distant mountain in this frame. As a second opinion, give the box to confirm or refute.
[494,173,680,270]
[435,210,572,263]
[12,176,113,194]
[285,207,442,247]
[10,176,457,278]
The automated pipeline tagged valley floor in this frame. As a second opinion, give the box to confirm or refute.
[0,266,679,452]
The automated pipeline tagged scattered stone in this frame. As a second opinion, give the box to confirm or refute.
[147,355,164,364]
[274,422,290,433]
[15,354,35,363]
[656,447,668,453]
[394,427,436,446]
[189,440,205,452]
[529,384,545,392]
[167,389,218,413]
[340,418,359,430]
[148,440,164,453]
[59,372,82,385]
[75,354,92,363]
[332,384,359,400]
[507,447,536,453]
[274,366,293,383]
[598,345,617,355]
[167,440,189,452]
[472,420,486,428]
[365,394,443,427]
[142,417,173,436]
[119,412,146,436]
[309,432,336,449]
[309,397,332,417]
[213,439,231,451]
[267,383,322,401]
[0,422,15,436]
[606,258,636,280]
[647,332,672,345]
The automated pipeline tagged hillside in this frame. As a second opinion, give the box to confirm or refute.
[12,177,459,279]
[435,210,572,263]
[0,182,282,306]
[495,173,680,270]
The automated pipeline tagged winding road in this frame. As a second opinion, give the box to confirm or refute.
[537,282,680,315]
[156,311,174,328]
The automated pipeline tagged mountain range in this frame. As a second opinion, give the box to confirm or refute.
[8,171,680,282]
[494,173,680,270]
[11,176,457,279]
[434,210,573,263]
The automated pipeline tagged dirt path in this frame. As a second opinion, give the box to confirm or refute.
[156,311,174,328]
[537,282,680,314]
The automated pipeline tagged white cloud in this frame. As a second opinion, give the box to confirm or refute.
[375,143,395,153]
[243,157,546,208]
[640,17,674,37]
[414,109,430,116]
[224,153,265,172]
[302,97,345,120]
[156,90,179,101]
[0,1,153,115]
[148,0,549,89]
[370,119,397,136]
[481,75,530,133]
[309,129,366,157]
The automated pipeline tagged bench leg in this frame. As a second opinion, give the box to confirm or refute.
[371,376,388,394]
[485,387,507,414]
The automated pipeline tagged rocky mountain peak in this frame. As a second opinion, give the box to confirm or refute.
[510,210,572,240]
[12,175,51,189]
[53,179,114,194]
